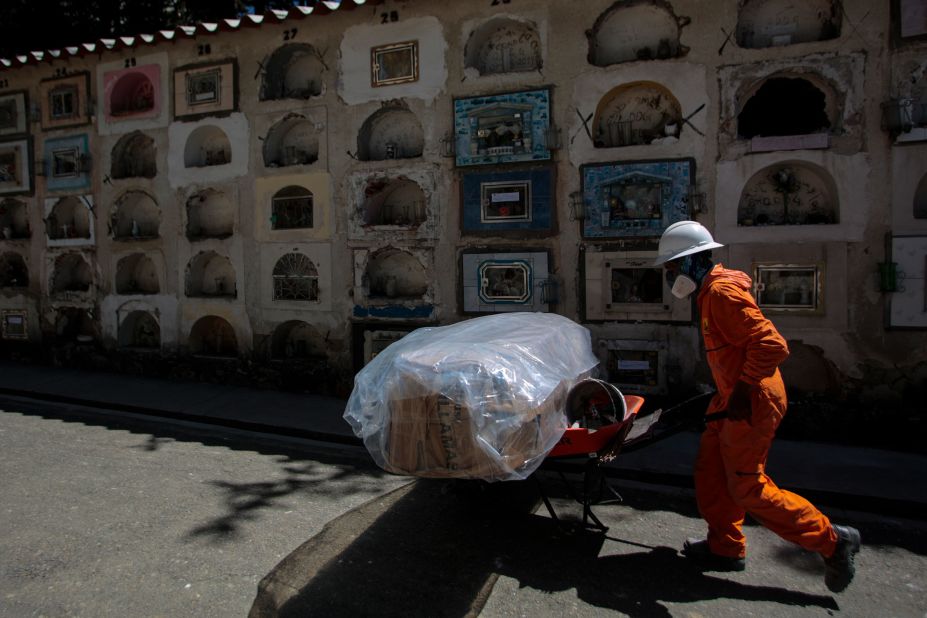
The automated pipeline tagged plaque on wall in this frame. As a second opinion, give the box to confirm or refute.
[453,88,552,167]
[460,249,551,314]
[460,166,554,234]
[581,158,694,239]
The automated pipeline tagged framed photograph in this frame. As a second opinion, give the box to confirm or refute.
[461,249,551,314]
[0,139,32,196]
[371,41,419,87]
[1,310,28,340]
[43,134,90,192]
[0,91,28,137]
[753,263,824,314]
[581,158,694,239]
[173,60,237,120]
[583,250,691,322]
[39,72,90,130]
[461,166,554,234]
[599,339,667,395]
[453,88,552,166]
[52,147,80,178]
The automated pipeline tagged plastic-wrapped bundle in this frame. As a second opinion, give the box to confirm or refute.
[344,312,600,482]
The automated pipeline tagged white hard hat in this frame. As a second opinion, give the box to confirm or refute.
[653,220,724,265]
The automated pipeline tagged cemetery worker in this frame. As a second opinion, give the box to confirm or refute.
[654,220,861,592]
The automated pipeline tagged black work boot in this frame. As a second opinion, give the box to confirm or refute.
[682,538,746,572]
[824,524,861,592]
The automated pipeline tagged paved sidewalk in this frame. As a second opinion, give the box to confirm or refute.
[1,360,925,518]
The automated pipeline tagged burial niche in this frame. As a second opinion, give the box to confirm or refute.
[109,71,155,117]
[189,315,238,357]
[738,75,833,139]
[357,106,424,162]
[118,310,161,349]
[184,125,231,168]
[186,189,234,240]
[361,177,426,227]
[261,44,324,101]
[736,0,840,49]
[916,173,927,219]
[273,253,319,302]
[0,252,28,288]
[115,253,159,295]
[54,308,95,343]
[111,190,159,240]
[588,1,686,66]
[364,248,428,300]
[271,186,314,230]
[111,131,156,179]
[0,198,30,239]
[465,18,542,75]
[185,251,237,298]
[737,162,838,226]
[594,81,683,147]
[271,320,325,359]
[50,252,92,294]
[46,196,92,241]
[263,115,320,168]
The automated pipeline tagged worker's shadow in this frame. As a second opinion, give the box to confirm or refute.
[257,480,837,617]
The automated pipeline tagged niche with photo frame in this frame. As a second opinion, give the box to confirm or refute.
[583,250,691,322]
[0,91,28,137]
[0,139,32,196]
[460,249,551,314]
[371,41,419,87]
[453,88,552,167]
[461,166,554,234]
[43,134,90,192]
[1,310,28,340]
[39,73,90,130]
[752,262,824,314]
[599,339,667,395]
[173,60,237,120]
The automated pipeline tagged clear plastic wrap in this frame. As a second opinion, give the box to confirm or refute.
[344,312,600,482]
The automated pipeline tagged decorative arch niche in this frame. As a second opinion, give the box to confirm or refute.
[189,315,238,357]
[361,177,426,227]
[109,71,155,117]
[111,131,156,179]
[46,196,92,241]
[184,125,231,168]
[0,252,28,288]
[594,81,683,148]
[915,173,927,219]
[365,248,428,300]
[357,106,424,162]
[118,310,160,349]
[185,251,237,298]
[0,198,30,239]
[271,186,314,230]
[588,0,687,66]
[273,253,319,302]
[186,189,234,239]
[263,114,320,168]
[736,0,840,49]
[115,253,159,295]
[738,74,835,139]
[465,18,542,75]
[261,44,324,101]
[271,320,325,359]
[111,190,159,240]
[50,252,92,294]
[737,161,838,226]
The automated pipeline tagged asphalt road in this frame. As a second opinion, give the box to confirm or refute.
[2,397,926,617]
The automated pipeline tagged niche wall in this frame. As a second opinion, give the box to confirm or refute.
[185,188,235,240]
[736,0,841,49]
[111,131,157,179]
[0,251,28,288]
[593,81,683,148]
[0,198,30,239]
[184,251,237,298]
[49,251,93,297]
[111,190,160,240]
[587,0,689,66]
[167,114,249,187]
[45,195,95,247]
[260,44,325,101]
[115,253,160,295]
[464,17,542,76]
[357,104,424,162]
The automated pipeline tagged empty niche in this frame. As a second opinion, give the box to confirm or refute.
[271,186,313,230]
[738,75,835,139]
[118,310,160,349]
[263,115,320,168]
[111,131,156,179]
[46,196,92,241]
[365,248,427,299]
[186,189,234,239]
[271,321,325,359]
[184,125,231,168]
[111,190,159,240]
[110,71,155,117]
[738,162,838,226]
[55,308,95,342]
[362,177,426,227]
[0,198,30,239]
[357,106,424,161]
[915,173,927,219]
[188,315,238,357]
[594,81,682,147]
[588,0,687,66]
[115,253,160,295]
[736,0,840,49]
[185,251,237,298]
[465,18,542,75]
[50,252,92,294]
[261,44,324,101]
[0,252,28,288]
[273,253,319,301]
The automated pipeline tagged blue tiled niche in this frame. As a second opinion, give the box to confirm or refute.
[461,166,554,233]
[43,134,91,192]
[453,88,551,167]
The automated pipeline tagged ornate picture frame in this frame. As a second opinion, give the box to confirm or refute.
[460,166,554,234]
[752,262,825,315]
[371,41,419,87]
[453,88,552,167]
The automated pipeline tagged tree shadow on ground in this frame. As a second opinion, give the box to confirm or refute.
[256,479,838,618]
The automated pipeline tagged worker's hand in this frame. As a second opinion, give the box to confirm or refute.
[725,380,754,424]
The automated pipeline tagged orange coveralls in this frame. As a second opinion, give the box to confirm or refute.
[695,265,838,559]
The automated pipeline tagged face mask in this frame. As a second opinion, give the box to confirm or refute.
[671,274,698,299]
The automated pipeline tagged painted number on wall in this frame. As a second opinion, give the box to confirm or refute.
[283,28,298,41]
[0,79,8,89]
[491,0,512,5]
[381,11,399,23]
[124,57,137,68]
[198,44,211,56]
